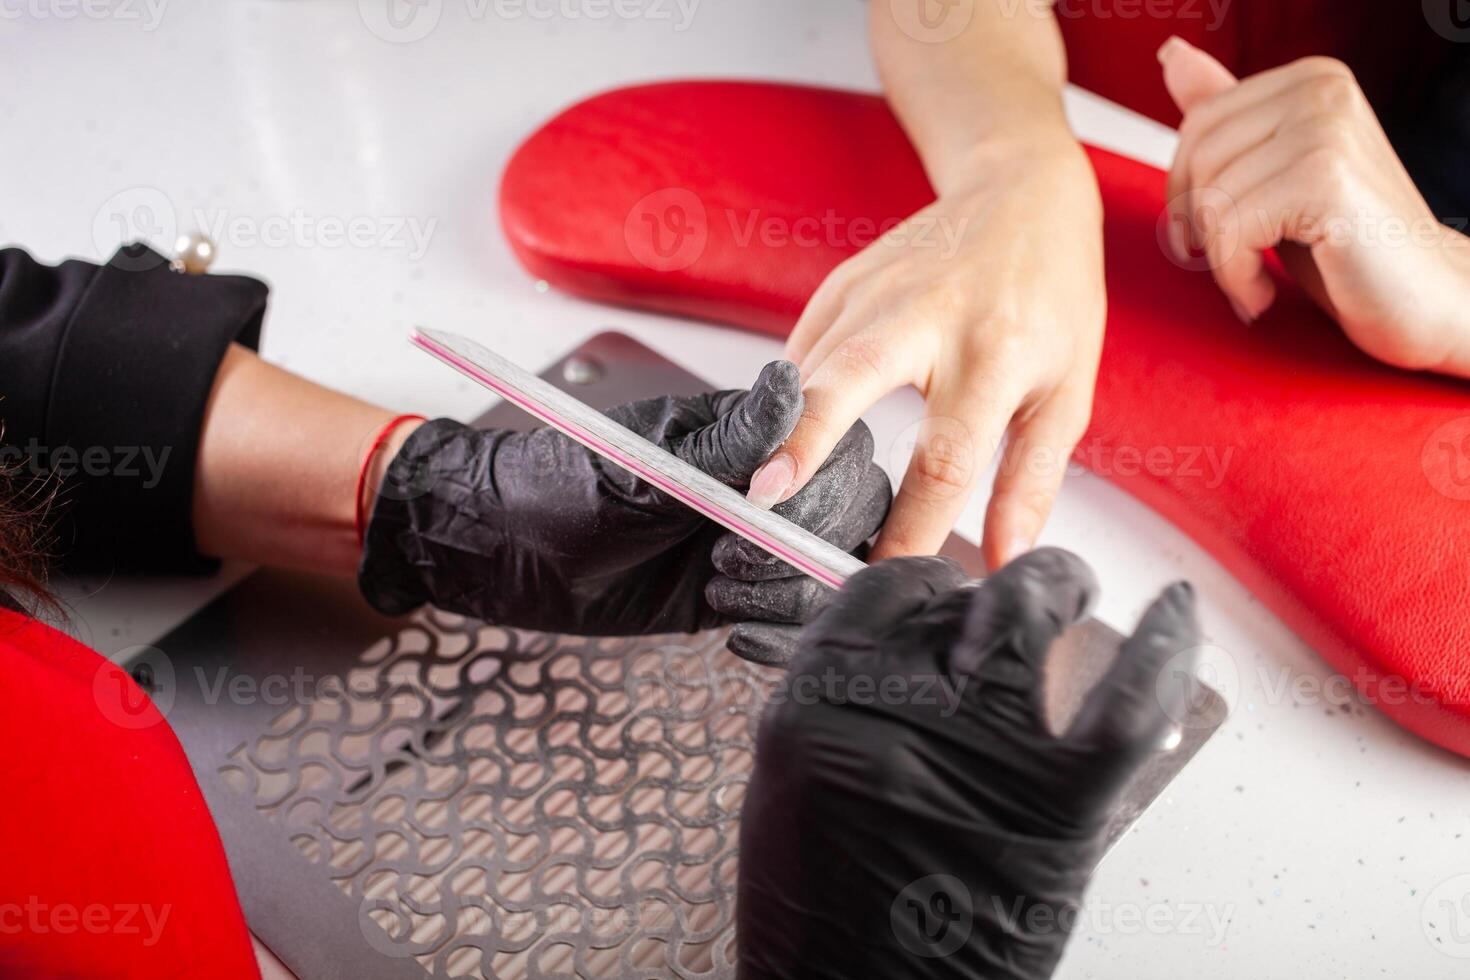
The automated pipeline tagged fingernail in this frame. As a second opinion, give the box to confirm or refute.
[747,453,796,509]
[1157,35,1186,64]
[1005,536,1035,565]
[1227,297,1256,324]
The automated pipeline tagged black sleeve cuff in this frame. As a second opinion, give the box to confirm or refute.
[43,245,266,574]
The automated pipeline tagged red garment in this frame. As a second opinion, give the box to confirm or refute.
[1055,1,1449,126]
[0,608,260,979]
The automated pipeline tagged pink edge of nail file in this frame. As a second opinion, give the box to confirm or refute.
[411,327,868,591]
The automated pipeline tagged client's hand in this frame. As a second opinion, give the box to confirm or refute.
[1160,36,1470,376]
[767,145,1106,571]
[357,361,889,654]
[737,549,1199,980]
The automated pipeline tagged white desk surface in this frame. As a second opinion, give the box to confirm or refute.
[3,3,1465,978]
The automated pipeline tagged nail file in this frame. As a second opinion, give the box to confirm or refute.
[411,327,868,590]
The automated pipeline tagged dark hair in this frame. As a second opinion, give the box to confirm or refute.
[0,453,58,617]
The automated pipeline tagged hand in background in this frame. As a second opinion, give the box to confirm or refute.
[737,549,1200,980]
[358,361,888,657]
[1160,36,1470,376]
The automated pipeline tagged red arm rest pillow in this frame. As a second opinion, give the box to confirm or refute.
[499,80,1470,758]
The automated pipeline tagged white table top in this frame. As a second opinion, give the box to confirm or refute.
[3,3,1465,978]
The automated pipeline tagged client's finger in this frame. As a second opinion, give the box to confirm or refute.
[713,461,890,581]
[871,382,1016,560]
[747,327,918,510]
[981,391,1090,571]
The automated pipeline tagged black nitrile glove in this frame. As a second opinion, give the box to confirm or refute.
[358,360,891,646]
[737,548,1201,980]
[705,413,891,666]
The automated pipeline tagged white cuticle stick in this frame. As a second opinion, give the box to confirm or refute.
[411,328,868,591]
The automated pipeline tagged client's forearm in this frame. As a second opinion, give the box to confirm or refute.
[191,344,420,575]
[869,0,1083,193]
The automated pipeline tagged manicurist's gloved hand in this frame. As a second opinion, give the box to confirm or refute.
[357,361,890,652]
[737,549,1200,980]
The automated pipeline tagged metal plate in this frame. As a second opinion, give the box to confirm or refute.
[140,332,1223,979]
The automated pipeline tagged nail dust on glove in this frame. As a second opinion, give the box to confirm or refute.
[737,548,1201,980]
[358,360,889,643]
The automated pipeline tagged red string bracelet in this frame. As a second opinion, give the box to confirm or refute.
[355,414,427,548]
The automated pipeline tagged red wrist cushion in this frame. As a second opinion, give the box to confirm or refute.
[0,610,260,979]
[499,80,1470,758]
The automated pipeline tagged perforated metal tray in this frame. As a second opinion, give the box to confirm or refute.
[136,332,1223,980]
